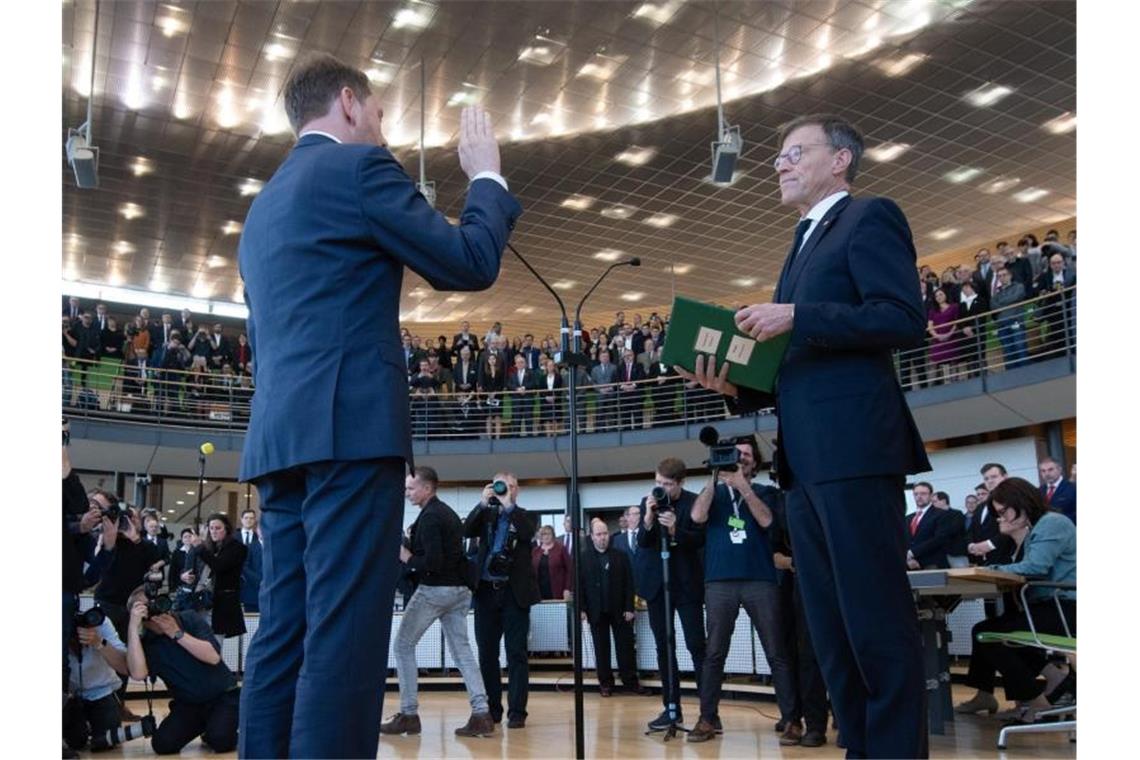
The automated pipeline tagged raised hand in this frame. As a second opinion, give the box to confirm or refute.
[457,106,501,180]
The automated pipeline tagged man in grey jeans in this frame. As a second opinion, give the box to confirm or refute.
[380,466,494,738]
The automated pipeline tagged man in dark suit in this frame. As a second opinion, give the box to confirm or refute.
[905,482,949,570]
[967,463,1015,565]
[238,508,263,613]
[1035,251,1077,354]
[958,280,989,375]
[1038,456,1076,524]
[680,114,931,757]
[932,491,969,566]
[589,350,619,431]
[168,528,195,591]
[464,472,540,728]
[140,511,172,568]
[518,334,542,371]
[579,517,644,697]
[236,53,520,759]
[616,348,646,429]
[452,321,480,358]
[635,457,707,730]
[506,354,536,436]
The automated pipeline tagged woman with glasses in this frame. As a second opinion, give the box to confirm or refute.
[955,477,1076,722]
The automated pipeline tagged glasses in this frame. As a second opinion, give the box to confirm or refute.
[772,143,832,170]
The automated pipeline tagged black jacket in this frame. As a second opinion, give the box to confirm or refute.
[968,500,1014,565]
[579,545,635,623]
[635,489,705,605]
[407,496,468,587]
[95,536,166,606]
[464,502,540,608]
[907,508,949,569]
[62,472,91,594]
[196,538,248,637]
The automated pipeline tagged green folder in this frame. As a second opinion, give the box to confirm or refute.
[660,296,790,393]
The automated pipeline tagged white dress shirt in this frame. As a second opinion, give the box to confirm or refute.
[796,190,850,255]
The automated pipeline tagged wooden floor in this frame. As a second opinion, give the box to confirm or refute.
[84,682,1076,759]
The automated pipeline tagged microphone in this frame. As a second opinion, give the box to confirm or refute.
[199,442,215,457]
[699,426,720,447]
[628,257,641,267]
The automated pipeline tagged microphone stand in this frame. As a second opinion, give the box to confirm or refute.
[193,452,207,531]
[506,243,637,760]
[646,506,687,741]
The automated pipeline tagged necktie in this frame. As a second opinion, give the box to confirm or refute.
[909,510,922,536]
[1046,484,1056,503]
[789,218,813,262]
[629,531,636,553]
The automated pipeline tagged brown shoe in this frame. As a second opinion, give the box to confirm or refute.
[779,722,804,746]
[687,718,717,743]
[379,712,422,735]
[455,712,495,738]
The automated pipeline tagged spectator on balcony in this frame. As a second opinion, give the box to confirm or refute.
[186,325,213,368]
[208,323,231,371]
[124,347,152,400]
[100,317,125,363]
[484,321,503,347]
[538,356,564,436]
[234,374,253,424]
[157,333,191,413]
[1011,236,1039,287]
[65,295,82,323]
[608,311,625,341]
[532,525,572,600]
[939,268,961,302]
[150,313,175,357]
[590,350,619,432]
[479,351,506,439]
[631,323,650,356]
[427,350,453,394]
[990,268,1029,369]
[507,354,536,436]
[926,288,961,384]
[1035,251,1076,355]
[958,280,988,376]
[617,348,645,430]
[129,316,151,357]
[434,336,452,369]
[636,338,657,376]
[234,333,252,376]
[453,321,480,357]
[410,359,440,437]
[74,311,102,389]
[647,352,680,427]
[480,335,508,377]
[186,364,212,419]
[971,248,995,297]
[517,334,541,372]
[92,302,109,332]
[177,308,194,336]
[401,334,422,377]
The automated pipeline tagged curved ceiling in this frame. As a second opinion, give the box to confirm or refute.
[62,0,1075,334]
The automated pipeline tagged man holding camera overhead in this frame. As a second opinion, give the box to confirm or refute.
[464,471,540,729]
[635,456,707,731]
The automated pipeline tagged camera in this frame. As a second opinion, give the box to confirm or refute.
[699,426,741,472]
[73,605,105,631]
[144,573,173,618]
[487,479,509,508]
[650,486,674,513]
[88,714,157,751]
[487,522,519,577]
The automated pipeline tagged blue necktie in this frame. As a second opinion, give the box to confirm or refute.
[790,218,813,261]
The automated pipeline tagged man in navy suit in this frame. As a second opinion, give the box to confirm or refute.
[238,508,263,613]
[905,482,949,570]
[1038,456,1076,524]
[236,53,520,759]
[680,114,931,757]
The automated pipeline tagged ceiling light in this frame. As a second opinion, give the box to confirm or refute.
[393,4,433,30]
[963,83,1014,108]
[677,68,714,86]
[929,227,959,241]
[207,255,228,269]
[112,241,135,256]
[264,43,294,62]
[515,306,535,314]
[186,491,195,495]
[874,52,929,77]
[979,176,1020,194]
[944,166,983,184]
[172,91,194,120]
[119,203,145,220]
[866,142,911,162]
[1012,187,1049,203]
[643,213,678,228]
[615,146,656,166]
[130,157,154,177]
[1042,112,1077,135]
[703,170,746,187]
[221,221,243,235]
[122,67,148,111]
[149,278,170,293]
[238,178,264,197]
[192,281,212,298]
[447,90,480,107]
[620,292,645,302]
[445,294,467,303]
[632,1,680,26]
[365,62,396,84]
[732,277,757,287]
[561,194,595,211]
[552,280,577,290]
[665,263,693,274]
[518,45,560,66]
[593,249,624,262]
[175,501,184,506]
[530,111,551,125]
[576,54,626,82]
[600,204,637,220]
[593,115,609,129]
[157,16,187,37]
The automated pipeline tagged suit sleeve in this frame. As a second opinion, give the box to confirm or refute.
[357,148,521,292]
[510,508,537,545]
[792,198,927,351]
[463,503,488,538]
[407,510,444,576]
[991,518,1073,577]
[621,554,635,614]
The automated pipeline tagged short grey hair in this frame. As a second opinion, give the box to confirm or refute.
[777,113,864,183]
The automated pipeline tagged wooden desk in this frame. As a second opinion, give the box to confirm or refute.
[908,568,1024,735]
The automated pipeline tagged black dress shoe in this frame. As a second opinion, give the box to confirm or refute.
[801,729,828,747]
[599,685,613,697]
[647,710,684,731]
[712,716,723,734]
[629,683,652,696]
[507,716,526,729]
[775,719,787,732]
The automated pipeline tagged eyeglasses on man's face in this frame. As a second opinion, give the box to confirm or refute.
[772,143,832,170]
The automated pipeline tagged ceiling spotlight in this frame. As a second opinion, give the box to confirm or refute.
[874,52,929,77]
[1042,112,1077,135]
[552,280,577,290]
[264,42,295,61]
[518,44,562,66]
[665,263,693,274]
[157,16,187,38]
[600,204,637,220]
[207,255,228,269]
[561,194,595,211]
[392,4,433,30]
[865,142,911,162]
[130,157,154,177]
[615,146,656,167]
[963,83,1014,108]
[112,241,135,256]
[192,281,212,298]
[944,166,983,184]
[576,54,626,82]
[514,306,535,314]
[221,221,243,235]
[979,176,1020,194]
[620,292,646,302]
[119,203,145,220]
[365,62,396,84]
[238,178,265,197]
[1012,187,1049,203]
[643,213,678,228]
[593,249,624,262]
[732,277,757,287]
[929,227,959,241]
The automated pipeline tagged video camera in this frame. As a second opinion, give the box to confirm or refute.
[88,714,157,751]
[650,486,675,513]
[699,426,741,472]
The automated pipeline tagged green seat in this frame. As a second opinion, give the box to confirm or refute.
[976,630,1075,653]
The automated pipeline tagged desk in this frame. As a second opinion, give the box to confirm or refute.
[908,568,1024,735]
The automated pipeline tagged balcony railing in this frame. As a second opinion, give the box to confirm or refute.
[61,286,1075,437]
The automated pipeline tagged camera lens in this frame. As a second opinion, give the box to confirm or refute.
[492,480,509,496]
[651,486,667,503]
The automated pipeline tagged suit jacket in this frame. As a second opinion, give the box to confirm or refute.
[518,346,543,371]
[590,362,618,391]
[506,368,536,392]
[531,542,572,599]
[579,546,635,623]
[634,490,705,605]
[1041,479,1076,524]
[617,360,645,386]
[1035,270,1076,298]
[239,532,263,607]
[463,503,541,608]
[452,332,480,355]
[906,508,949,569]
[1007,255,1035,292]
[168,546,193,590]
[735,195,931,486]
[453,360,479,393]
[238,133,521,480]
[968,499,1014,565]
[971,266,995,301]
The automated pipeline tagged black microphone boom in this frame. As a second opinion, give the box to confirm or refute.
[699,425,720,446]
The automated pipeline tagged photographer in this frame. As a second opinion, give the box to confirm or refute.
[464,472,540,728]
[687,436,797,743]
[186,513,248,640]
[381,467,493,738]
[63,423,100,702]
[636,457,707,730]
[125,586,239,754]
[64,609,129,752]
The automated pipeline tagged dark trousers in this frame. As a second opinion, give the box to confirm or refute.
[62,693,120,750]
[474,582,531,721]
[94,601,131,707]
[152,689,239,755]
[63,592,76,693]
[787,476,927,759]
[780,574,830,732]
[239,458,404,759]
[589,611,639,688]
[618,390,643,429]
[646,594,705,710]
[700,580,797,724]
[966,599,1076,701]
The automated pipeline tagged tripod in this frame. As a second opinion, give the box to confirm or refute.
[645,509,689,740]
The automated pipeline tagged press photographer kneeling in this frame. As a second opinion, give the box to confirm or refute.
[125,582,240,754]
[64,606,130,752]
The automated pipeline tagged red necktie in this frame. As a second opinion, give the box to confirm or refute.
[910,511,921,536]
[1046,484,1056,503]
